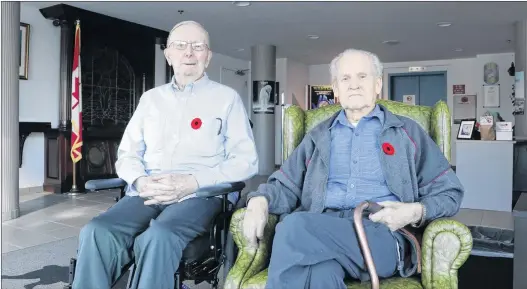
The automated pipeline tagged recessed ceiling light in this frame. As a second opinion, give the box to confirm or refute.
[233,1,250,7]
[437,22,452,27]
[236,48,245,52]
[307,35,319,40]
[382,40,400,45]
[454,48,463,52]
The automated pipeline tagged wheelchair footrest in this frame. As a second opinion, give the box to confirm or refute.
[184,256,221,281]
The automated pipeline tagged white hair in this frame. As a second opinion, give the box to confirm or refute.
[329,49,383,83]
[167,20,210,47]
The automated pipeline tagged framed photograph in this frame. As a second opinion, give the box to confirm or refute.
[457,120,476,139]
[19,22,30,80]
[252,80,276,114]
[305,85,338,110]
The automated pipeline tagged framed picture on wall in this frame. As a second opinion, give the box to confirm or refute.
[305,85,337,110]
[19,22,30,80]
[457,120,476,139]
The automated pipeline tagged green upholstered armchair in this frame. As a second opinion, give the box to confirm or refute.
[225,100,473,289]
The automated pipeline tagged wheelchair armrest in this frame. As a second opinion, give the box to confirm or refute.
[195,182,245,198]
[85,178,127,191]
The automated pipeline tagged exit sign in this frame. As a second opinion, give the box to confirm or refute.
[409,66,426,72]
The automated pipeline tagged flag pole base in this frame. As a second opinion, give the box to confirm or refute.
[65,185,85,196]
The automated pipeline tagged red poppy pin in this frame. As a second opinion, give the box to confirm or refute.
[382,142,395,155]
[191,118,202,130]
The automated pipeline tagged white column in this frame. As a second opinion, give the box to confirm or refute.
[1,1,21,221]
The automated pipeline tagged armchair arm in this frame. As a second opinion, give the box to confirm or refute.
[224,208,279,289]
[421,218,473,289]
[195,182,246,198]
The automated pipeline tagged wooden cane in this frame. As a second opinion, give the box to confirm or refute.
[353,201,383,289]
[353,201,423,289]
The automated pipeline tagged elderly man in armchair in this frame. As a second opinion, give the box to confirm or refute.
[242,49,464,289]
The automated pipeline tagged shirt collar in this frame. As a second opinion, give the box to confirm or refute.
[330,104,384,129]
[171,73,210,94]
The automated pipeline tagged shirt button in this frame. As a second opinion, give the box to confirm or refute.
[350,184,355,188]
[353,160,357,164]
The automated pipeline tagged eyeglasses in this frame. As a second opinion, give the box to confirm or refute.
[167,40,208,52]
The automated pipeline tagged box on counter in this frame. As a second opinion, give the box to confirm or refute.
[495,122,512,132]
[496,122,513,140]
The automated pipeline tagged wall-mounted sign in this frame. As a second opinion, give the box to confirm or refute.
[409,66,426,72]
[453,84,465,95]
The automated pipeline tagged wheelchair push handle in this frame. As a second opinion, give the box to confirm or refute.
[353,201,384,289]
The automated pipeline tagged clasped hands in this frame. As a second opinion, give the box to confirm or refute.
[135,173,199,206]
[242,198,424,246]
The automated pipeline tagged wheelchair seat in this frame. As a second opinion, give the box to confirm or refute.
[66,180,245,289]
[182,234,210,262]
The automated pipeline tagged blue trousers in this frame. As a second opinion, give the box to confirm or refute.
[265,210,401,289]
[72,195,222,289]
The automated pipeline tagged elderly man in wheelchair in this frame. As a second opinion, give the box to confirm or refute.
[237,48,467,289]
[68,20,258,289]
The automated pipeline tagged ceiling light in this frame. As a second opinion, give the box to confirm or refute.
[454,48,463,52]
[236,48,245,52]
[233,1,250,7]
[382,40,400,45]
[307,35,319,40]
[437,22,452,27]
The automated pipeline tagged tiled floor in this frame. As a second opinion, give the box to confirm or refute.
[2,174,270,254]
[2,188,116,253]
[3,187,515,255]
[2,176,517,289]
[2,173,516,256]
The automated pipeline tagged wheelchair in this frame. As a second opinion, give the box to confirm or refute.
[64,178,244,289]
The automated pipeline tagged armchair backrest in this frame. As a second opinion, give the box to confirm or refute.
[282,99,451,162]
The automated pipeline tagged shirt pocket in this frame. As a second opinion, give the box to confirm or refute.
[187,116,223,156]
[143,114,166,151]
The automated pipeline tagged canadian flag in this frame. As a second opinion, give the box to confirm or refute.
[70,21,83,163]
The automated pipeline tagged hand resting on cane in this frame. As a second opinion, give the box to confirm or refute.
[136,174,199,206]
[369,201,424,231]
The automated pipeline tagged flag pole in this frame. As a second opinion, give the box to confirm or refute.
[68,19,84,196]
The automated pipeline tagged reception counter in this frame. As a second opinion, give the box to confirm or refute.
[455,140,515,212]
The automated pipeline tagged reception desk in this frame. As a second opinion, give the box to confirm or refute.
[455,140,515,212]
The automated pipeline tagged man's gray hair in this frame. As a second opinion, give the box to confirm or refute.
[167,20,210,47]
[329,49,383,83]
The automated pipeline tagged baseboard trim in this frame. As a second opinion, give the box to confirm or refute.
[19,186,44,194]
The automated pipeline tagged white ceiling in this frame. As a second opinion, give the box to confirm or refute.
[29,1,527,65]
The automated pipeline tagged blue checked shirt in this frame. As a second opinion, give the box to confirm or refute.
[115,73,258,204]
[325,105,399,209]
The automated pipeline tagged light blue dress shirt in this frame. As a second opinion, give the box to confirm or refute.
[115,73,259,204]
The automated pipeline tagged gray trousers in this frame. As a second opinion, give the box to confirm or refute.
[265,210,401,289]
[72,195,222,289]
